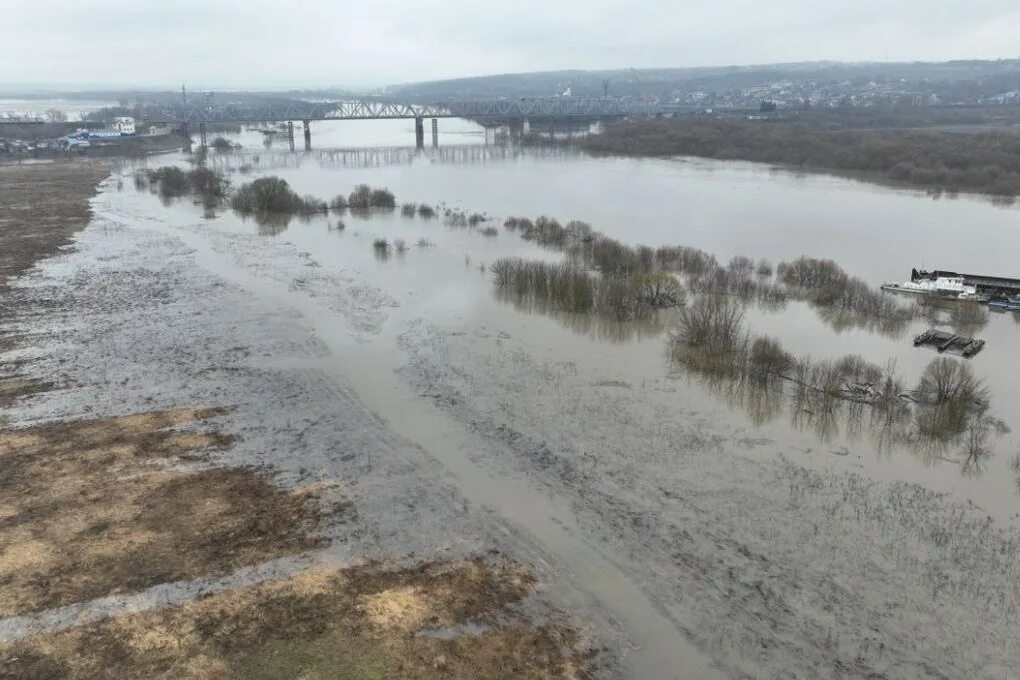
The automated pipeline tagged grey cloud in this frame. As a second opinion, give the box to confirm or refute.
[1,0,1018,88]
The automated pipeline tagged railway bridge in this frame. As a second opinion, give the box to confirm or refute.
[148,97,655,149]
[2,97,657,149]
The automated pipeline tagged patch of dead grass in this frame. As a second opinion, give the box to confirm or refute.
[0,162,109,294]
[0,408,327,617]
[0,377,52,410]
[0,557,588,679]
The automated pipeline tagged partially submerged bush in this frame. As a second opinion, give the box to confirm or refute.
[673,295,746,357]
[135,166,228,204]
[417,204,436,218]
[148,167,189,198]
[634,272,686,307]
[480,226,499,237]
[210,136,233,152]
[490,258,596,313]
[230,177,323,215]
[187,166,230,203]
[370,188,396,209]
[329,194,348,212]
[914,357,990,440]
[747,336,795,380]
[401,203,417,217]
[348,185,396,210]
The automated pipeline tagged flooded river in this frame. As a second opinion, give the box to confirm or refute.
[106,119,1020,677]
[146,118,1020,520]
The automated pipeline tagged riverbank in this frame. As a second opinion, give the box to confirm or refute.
[575,117,1020,199]
[0,164,593,677]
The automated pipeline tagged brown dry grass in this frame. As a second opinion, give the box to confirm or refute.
[0,162,109,293]
[0,408,326,617]
[0,557,586,680]
[0,378,51,410]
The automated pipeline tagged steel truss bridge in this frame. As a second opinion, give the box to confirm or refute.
[0,98,655,127]
[144,98,653,124]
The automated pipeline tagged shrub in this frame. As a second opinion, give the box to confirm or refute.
[674,295,746,355]
[348,184,373,209]
[210,136,233,152]
[329,194,348,211]
[590,236,641,274]
[401,203,417,217]
[348,185,396,209]
[151,167,190,198]
[187,167,229,203]
[747,336,795,382]
[480,226,499,237]
[231,177,306,214]
[634,272,686,307]
[417,204,436,218]
[370,188,396,209]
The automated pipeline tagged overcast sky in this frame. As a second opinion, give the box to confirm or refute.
[2,0,1019,89]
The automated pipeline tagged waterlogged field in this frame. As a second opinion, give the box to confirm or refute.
[4,122,1020,678]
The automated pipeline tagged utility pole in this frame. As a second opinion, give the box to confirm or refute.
[181,84,187,104]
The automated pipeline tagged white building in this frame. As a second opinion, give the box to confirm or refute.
[111,117,136,135]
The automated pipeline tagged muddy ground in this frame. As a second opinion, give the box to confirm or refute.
[398,323,1020,678]
[4,159,1019,678]
[0,163,591,678]
[0,557,585,679]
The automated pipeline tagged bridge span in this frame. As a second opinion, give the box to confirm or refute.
[1,97,659,149]
[139,97,654,124]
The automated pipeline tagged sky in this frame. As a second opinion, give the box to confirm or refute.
[2,0,1019,89]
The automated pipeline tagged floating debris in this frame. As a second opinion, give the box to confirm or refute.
[913,329,985,358]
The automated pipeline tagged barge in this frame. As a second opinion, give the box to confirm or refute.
[883,268,1020,303]
[913,329,985,358]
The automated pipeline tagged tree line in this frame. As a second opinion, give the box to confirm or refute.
[581,118,1020,197]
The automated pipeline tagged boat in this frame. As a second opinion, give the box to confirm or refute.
[881,273,988,301]
[987,297,1020,311]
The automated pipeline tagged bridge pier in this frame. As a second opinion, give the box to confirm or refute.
[303,120,311,150]
[414,117,425,149]
[287,121,295,152]
[522,118,530,135]
[431,118,438,148]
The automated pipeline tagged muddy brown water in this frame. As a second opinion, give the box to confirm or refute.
[107,119,1020,674]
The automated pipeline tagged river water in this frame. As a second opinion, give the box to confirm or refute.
[113,118,1020,674]
[195,119,1020,514]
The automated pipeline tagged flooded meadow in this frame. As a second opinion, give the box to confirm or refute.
[5,118,1020,678]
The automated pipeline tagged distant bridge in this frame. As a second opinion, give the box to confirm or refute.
[0,97,655,127]
[142,97,654,124]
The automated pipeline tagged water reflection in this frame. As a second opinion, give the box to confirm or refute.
[204,144,582,173]
[494,288,673,343]
[674,350,1006,478]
